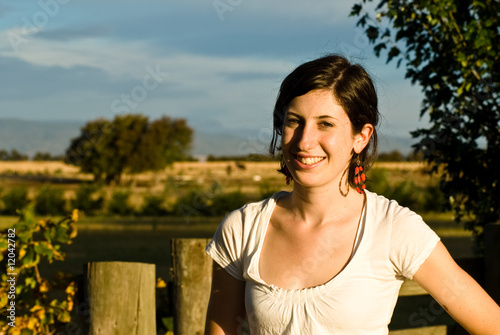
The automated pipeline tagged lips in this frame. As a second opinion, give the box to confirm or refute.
[294,154,326,166]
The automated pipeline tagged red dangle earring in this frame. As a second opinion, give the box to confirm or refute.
[354,157,366,194]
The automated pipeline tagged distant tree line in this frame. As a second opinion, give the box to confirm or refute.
[206,153,279,162]
[0,149,28,161]
[0,149,64,161]
[375,150,423,162]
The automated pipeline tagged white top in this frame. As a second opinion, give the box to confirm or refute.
[206,190,440,334]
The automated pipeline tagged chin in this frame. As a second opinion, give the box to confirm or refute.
[292,176,329,189]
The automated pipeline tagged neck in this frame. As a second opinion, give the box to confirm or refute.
[286,183,364,227]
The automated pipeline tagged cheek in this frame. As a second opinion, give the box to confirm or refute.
[281,128,294,147]
[321,133,354,156]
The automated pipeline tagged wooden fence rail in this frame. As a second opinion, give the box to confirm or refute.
[86,261,156,335]
[172,238,213,335]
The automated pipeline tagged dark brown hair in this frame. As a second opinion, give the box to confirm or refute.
[269,54,380,188]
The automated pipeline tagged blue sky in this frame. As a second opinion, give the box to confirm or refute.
[0,0,429,154]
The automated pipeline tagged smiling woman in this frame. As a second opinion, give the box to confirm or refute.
[280,90,373,193]
[270,54,379,193]
[204,54,500,334]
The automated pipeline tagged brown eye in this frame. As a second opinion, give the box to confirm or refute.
[320,121,334,128]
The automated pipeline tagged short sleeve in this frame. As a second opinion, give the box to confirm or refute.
[206,209,245,281]
[389,205,440,279]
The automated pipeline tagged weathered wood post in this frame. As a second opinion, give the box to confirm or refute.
[87,261,156,335]
[172,238,213,335]
[484,222,500,305]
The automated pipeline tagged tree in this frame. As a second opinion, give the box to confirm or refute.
[376,150,405,162]
[351,0,500,246]
[32,152,63,161]
[65,114,193,184]
[0,150,8,161]
[0,149,29,161]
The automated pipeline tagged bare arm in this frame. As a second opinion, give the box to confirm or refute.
[205,261,246,335]
[413,241,500,334]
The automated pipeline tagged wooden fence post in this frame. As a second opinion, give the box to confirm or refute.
[172,238,213,335]
[484,223,500,305]
[87,261,156,335]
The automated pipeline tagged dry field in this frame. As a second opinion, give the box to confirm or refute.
[0,160,434,207]
[0,160,427,180]
[0,161,81,175]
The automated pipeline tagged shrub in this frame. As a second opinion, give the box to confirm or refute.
[259,181,279,199]
[208,191,247,216]
[421,184,448,212]
[173,189,247,218]
[390,179,420,209]
[173,189,209,218]
[366,168,392,196]
[34,185,67,216]
[107,190,134,216]
[71,183,104,215]
[368,168,447,213]
[0,207,79,333]
[140,194,169,216]
[1,187,30,215]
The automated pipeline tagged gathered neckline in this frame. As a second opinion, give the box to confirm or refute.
[250,191,369,296]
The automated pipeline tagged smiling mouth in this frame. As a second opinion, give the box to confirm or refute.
[295,155,326,165]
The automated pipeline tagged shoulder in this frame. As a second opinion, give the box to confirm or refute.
[365,191,440,278]
[206,192,285,277]
[218,191,286,233]
[365,190,424,226]
[365,189,437,244]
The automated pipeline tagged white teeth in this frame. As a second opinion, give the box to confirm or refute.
[299,157,324,165]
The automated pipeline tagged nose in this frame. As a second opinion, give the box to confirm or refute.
[296,123,317,151]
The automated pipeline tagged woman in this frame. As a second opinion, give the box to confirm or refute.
[204,54,500,334]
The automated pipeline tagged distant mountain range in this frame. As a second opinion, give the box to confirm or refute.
[0,118,415,158]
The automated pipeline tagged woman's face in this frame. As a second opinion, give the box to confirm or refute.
[281,89,369,190]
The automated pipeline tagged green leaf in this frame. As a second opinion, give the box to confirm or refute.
[34,242,54,261]
[25,276,37,289]
[0,237,8,251]
[22,247,40,267]
[162,317,174,331]
[366,25,379,41]
[350,4,362,17]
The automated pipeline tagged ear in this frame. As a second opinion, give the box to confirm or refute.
[353,123,374,154]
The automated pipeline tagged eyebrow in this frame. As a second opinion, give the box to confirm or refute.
[286,111,338,121]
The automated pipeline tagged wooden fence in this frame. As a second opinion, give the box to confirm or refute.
[85,223,500,335]
[86,261,156,334]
